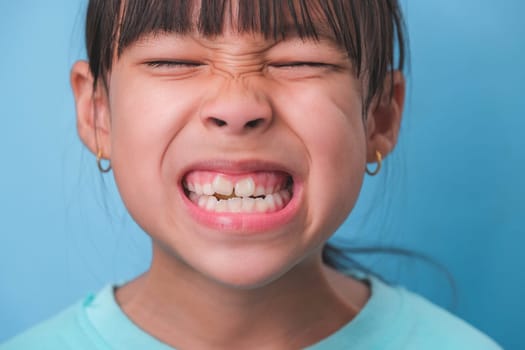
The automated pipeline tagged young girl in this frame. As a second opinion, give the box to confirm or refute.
[1,1,502,349]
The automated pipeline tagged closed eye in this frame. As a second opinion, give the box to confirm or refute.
[271,62,332,68]
[145,60,203,68]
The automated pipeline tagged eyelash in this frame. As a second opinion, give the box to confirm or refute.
[271,62,330,68]
[146,60,202,68]
[146,61,331,69]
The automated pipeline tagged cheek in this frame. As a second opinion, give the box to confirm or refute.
[276,81,367,232]
[108,70,212,169]
[106,75,200,227]
[109,76,193,149]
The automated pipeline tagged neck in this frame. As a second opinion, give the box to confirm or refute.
[115,244,369,349]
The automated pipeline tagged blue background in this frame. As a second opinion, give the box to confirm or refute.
[0,1,523,349]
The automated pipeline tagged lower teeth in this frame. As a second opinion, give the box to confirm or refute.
[189,189,291,213]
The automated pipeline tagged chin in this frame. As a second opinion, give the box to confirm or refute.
[191,248,303,290]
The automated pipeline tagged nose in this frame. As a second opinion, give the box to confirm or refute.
[200,79,273,135]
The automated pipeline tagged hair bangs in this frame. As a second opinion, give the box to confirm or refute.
[86,0,406,113]
[116,1,360,52]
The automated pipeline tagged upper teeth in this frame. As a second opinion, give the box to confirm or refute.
[234,177,255,197]
[187,175,277,198]
[212,175,234,196]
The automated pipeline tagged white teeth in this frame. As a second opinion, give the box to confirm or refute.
[234,177,255,197]
[189,192,199,202]
[202,183,214,196]
[186,173,293,213]
[265,194,276,212]
[254,185,266,197]
[273,193,283,209]
[242,197,256,212]
[206,196,218,210]
[212,175,234,196]
[227,197,242,212]
[188,176,279,197]
[255,198,268,212]
[194,183,203,195]
[189,191,291,214]
[198,195,208,208]
[216,200,228,212]
[280,189,291,203]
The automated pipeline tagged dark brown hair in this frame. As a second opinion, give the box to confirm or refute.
[85,0,407,114]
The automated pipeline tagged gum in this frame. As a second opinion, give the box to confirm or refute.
[184,170,290,192]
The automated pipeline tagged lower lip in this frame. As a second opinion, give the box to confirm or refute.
[179,183,302,233]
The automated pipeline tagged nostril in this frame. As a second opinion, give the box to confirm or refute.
[245,118,264,129]
[210,117,227,127]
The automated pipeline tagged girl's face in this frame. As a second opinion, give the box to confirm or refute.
[73,20,403,288]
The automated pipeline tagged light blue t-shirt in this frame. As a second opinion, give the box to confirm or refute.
[0,275,501,349]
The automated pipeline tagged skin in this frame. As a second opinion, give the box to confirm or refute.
[71,18,405,350]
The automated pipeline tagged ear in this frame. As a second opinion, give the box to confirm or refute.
[70,61,112,159]
[365,71,405,162]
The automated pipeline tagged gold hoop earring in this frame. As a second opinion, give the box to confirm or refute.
[96,149,112,173]
[366,150,382,176]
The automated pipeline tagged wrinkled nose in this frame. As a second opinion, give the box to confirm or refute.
[200,80,273,135]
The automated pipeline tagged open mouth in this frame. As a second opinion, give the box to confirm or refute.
[182,171,294,214]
